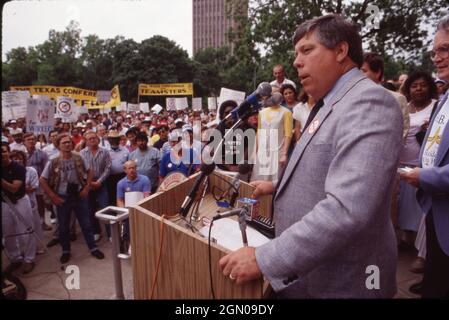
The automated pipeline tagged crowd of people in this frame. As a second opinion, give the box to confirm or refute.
[2,13,449,299]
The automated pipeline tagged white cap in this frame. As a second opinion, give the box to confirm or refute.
[174,118,184,124]
[9,119,17,124]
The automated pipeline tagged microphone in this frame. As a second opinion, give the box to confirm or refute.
[212,206,249,247]
[225,82,272,122]
[262,91,284,108]
[179,163,215,217]
[212,207,245,221]
[228,163,253,207]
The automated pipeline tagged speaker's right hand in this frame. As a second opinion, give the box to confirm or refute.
[250,180,275,199]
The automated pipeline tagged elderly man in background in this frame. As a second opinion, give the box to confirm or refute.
[400,14,449,299]
[80,130,112,242]
[270,64,297,93]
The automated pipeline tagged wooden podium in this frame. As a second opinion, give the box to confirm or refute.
[129,170,273,299]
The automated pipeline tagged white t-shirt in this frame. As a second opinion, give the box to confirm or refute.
[400,100,435,166]
[10,142,28,154]
[270,78,296,90]
[292,101,313,131]
[422,98,449,168]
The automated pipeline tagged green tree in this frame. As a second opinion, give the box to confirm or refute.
[33,20,84,86]
[2,46,38,91]
[228,0,447,89]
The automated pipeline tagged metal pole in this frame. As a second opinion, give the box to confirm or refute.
[110,221,125,299]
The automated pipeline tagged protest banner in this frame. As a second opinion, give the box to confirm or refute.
[207,97,217,110]
[192,97,202,111]
[11,85,98,106]
[139,102,150,113]
[11,85,121,108]
[26,98,55,136]
[175,97,188,110]
[118,101,127,112]
[78,105,89,114]
[166,97,176,111]
[2,91,29,122]
[151,104,163,114]
[103,85,121,108]
[217,87,245,109]
[97,90,111,103]
[138,83,193,96]
[56,96,78,123]
[127,103,140,112]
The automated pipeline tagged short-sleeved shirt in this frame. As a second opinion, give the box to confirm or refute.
[9,142,27,154]
[270,78,297,91]
[43,143,59,159]
[116,174,151,200]
[80,147,111,183]
[108,146,129,175]
[129,147,160,188]
[41,156,89,195]
[2,160,26,203]
[27,148,48,176]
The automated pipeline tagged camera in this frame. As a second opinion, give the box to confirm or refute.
[66,183,79,195]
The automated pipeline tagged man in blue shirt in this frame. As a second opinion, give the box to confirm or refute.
[106,130,129,207]
[159,132,200,179]
[117,160,150,253]
[129,132,160,193]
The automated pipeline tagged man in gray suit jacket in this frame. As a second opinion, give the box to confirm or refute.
[219,14,403,298]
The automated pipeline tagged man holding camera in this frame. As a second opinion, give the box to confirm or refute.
[40,133,105,264]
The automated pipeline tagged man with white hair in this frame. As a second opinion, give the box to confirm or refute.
[400,14,449,298]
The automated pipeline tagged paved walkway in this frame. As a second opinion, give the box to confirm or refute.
[2,221,422,299]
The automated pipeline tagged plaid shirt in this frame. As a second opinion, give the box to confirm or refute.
[80,146,112,183]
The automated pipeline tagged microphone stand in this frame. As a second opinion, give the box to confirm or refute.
[182,109,252,230]
[212,206,249,247]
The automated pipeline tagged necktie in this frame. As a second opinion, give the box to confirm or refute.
[303,99,324,132]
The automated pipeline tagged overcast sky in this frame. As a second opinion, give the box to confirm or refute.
[2,0,193,62]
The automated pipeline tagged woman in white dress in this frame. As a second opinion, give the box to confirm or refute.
[251,92,293,184]
[397,71,438,273]
[9,150,44,255]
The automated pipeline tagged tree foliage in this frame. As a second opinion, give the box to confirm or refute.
[226,0,448,91]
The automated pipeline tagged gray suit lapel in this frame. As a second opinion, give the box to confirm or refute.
[419,93,449,166]
[275,71,367,199]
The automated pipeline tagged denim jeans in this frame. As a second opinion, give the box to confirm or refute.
[88,183,109,235]
[56,193,97,253]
